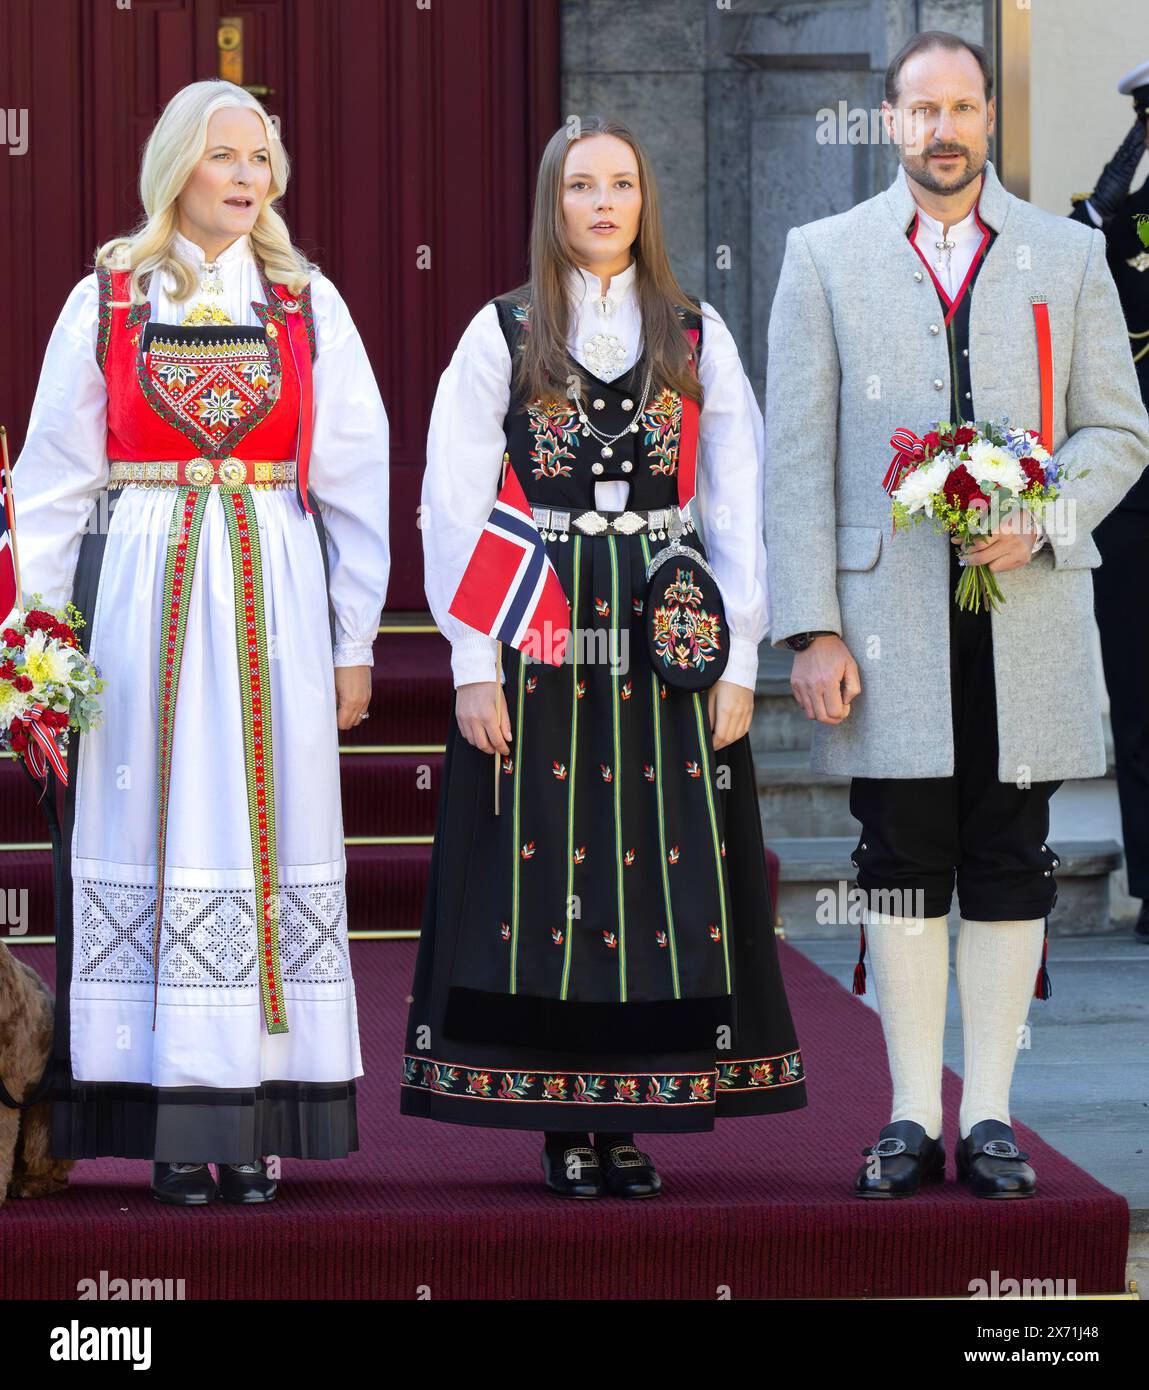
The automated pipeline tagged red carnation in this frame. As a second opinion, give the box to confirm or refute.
[1019,458,1045,489]
[0,659,16,679]
[41,708,69,730]
[953,426,977,446]
[943,464,990,510]
[923,431,942,452]
[12,675,34,693]
[2,628,24,647]
[23,610,57,634]
[8,722,28,754]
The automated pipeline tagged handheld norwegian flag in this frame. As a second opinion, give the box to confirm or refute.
[448,457,571,665]
[0,431,19,625]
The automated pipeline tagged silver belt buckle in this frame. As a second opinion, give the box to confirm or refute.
[572,510,608,536]
[611,510,647,535]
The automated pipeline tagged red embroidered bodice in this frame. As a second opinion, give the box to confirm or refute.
[96,263,315,464]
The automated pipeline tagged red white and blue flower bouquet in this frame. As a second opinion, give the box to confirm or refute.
[0,598,104,787]
[885,418,1087,613]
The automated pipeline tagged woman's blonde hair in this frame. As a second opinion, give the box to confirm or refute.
[508,116,703,407]
[95,79,313,302]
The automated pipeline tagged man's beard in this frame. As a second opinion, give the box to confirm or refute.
[900,144,986,196]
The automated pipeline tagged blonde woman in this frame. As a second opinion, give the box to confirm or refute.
[403,119,807,1197]
[12,80,389,1204]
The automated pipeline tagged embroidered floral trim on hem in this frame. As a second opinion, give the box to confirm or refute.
[401,1049,805,1104]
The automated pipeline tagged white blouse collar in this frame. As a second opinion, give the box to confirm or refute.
[172,230,253,267]
[913,203,979,240]
[568,259,638,312]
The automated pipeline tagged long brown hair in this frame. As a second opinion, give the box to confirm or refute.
[507,117,703,408]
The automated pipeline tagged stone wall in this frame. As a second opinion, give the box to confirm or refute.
[561,0,987,387]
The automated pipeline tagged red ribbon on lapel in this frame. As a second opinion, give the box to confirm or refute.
[678,327,700,510]
[271,285,314,516]
[1031,297,1054,454]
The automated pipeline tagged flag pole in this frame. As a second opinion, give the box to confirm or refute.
[493,450,509,817]
[0,425,25,618]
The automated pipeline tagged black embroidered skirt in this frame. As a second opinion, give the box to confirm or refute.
[400,530,808,1132]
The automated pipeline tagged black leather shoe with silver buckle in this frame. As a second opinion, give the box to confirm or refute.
[594,1140,662,1199]
[541,1144,603,1198]
[854,1120,945,1198]
[955,1119,1036,1198]
[218,1159,278,1204]
[151,1161,220,1206]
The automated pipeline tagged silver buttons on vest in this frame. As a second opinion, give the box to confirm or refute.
[621,459,633,472]
[593,398,605,410]
[621,398,634,411]
[933,378,944,390]
[913,270,924,282]
[929,324,940,335]
[591,461,604,475]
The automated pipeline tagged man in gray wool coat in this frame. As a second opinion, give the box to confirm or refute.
[763,31,1149,1199]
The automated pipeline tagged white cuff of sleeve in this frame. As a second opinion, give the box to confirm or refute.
[1029,517,1047,556]
[451,631,501,688]
[334,641,375,668]
[722,635,761,692]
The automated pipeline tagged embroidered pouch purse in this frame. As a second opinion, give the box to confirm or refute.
[643,536,729,691]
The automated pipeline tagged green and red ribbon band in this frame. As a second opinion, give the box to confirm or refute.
[152,484,286,1035]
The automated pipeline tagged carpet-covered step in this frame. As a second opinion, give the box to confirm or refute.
[769,835,1124,938]
[0,755,55,843]
[0,842,434,941]
[343,627,454,747]
[0,849,57,939]
[339,750,443,836]
[0,747,451,844]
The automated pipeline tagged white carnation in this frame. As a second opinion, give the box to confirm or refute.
[964,440,1026,493]
[894,456,951,514]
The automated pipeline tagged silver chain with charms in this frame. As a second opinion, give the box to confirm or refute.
[572,364,654,472]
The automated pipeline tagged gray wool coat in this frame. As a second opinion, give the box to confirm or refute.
[763,161,1149,783]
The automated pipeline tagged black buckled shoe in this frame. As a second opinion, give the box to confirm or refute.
[955,1120,1036,1198]
[218,1159,278,1204]
[594,1140,662,1199]
[854,1120,945,1198]
[541,1144,603,1198]
[151,1161,220,1206]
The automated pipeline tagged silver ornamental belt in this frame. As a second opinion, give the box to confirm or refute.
[529,504,695,541]
[108,458,297,488]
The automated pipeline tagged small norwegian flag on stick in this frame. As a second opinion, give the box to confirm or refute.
[448,455,571,664]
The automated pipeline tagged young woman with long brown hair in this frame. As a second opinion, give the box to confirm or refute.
[402,118,806,1197]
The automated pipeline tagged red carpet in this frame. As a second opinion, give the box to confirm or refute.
[0,940,1128,1300]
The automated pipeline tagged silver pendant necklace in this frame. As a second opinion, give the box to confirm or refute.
[573,365,654,471]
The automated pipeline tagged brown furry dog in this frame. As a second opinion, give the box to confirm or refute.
[0,942,73,1206]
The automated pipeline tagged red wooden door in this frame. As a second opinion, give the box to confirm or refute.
[0,0,560,609]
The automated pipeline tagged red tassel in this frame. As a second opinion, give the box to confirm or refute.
[852,922,867,996]
[1033,917,1052,1000]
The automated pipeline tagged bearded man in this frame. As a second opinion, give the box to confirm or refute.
[764,30,1149,1198]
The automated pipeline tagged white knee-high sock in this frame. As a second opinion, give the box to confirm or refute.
[956,916,1046,1140]
[862,910,950,1140]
